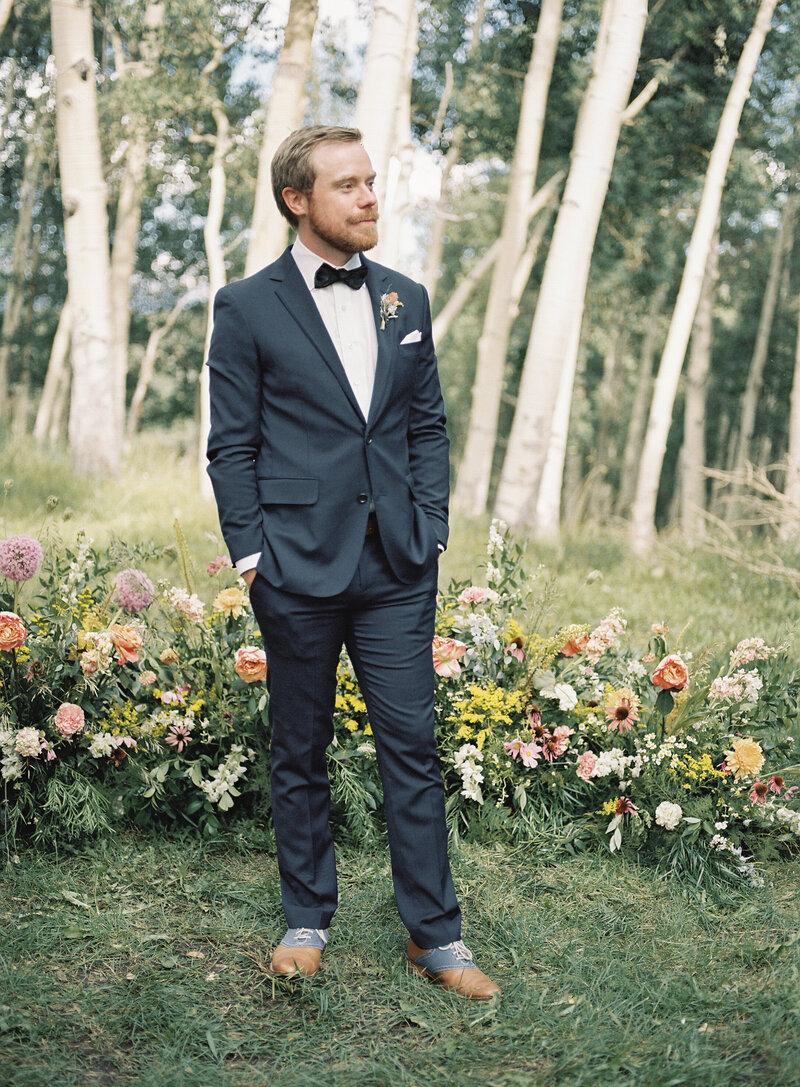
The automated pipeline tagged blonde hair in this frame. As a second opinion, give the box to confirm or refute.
[271,126,363,228]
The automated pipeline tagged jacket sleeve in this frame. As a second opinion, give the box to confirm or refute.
[205,286,264,565]
[406,284,450,550]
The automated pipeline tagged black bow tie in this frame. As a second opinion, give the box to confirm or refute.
[314,262,368,290]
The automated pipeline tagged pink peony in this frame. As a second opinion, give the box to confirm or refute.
[432,635,468,678]
[0,611,27,651]
[111,568,155,612]
[576,750,598,781]
[54,702,85,738]
[0,534,43,582]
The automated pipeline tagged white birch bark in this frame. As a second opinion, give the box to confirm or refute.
[733,193,795,473]
[108,1,164,441]
[680,237,717,536]
[780,298,800,538]
[628,0,780,551]
[377,2,418,269]
[244,0,318,276]
[33,299,71,441]
[452,0,564,517]
[615,282,668,516]
[494,0,648,529]
[0,113,44,423]
[0,0,12,38]
[355,0,415,250]
[51,0,119,476]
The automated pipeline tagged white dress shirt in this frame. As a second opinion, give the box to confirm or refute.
[235,239,379,576]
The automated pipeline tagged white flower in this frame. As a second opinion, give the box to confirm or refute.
[541,683,578,711]
[453,743,484,805]
[199,744,252,809]
[14,727,43,758]
[655,801,683,830]
[88,732,117,758]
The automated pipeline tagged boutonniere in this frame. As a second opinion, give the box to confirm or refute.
[379,291,403,330]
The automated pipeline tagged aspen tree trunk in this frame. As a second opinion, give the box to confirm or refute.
[244,0,318,275]
[680,237,718,536]
[51,0,119,476]
[377,2,418,269]
[628,0,779,551]
[494,0,647,531]
[421,0,485,301]
[109,1,164,438]
[198,103,229,499]
[33,299,71,440]
[733,193,795,473]
[453,0,563,517]
[355,0,415,253]
[0,114,44,423]
[126,288,204,446]
[432,174,561,345]
[615,283,668,516]
[0,0,12,38]
[780,298,800,537]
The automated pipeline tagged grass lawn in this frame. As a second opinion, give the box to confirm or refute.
[2,440,800,1085]
[2,834,800,1087]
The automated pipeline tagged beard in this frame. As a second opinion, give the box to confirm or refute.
[306,202,379,256]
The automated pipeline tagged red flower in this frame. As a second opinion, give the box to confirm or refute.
[561,634,589,657]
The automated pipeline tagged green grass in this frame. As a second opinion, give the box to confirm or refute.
[3,436,800,1085]
[2,835,799,1087]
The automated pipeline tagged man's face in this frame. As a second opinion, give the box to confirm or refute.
[289,140,379,264]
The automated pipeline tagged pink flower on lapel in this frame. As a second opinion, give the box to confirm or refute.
[379,291,403,330]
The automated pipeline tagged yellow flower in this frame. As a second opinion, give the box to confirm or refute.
[344,719,359,732]
[724,737,764,780]
[455,724,474,742]
[600,798,618,816]
[363,722,373,736]
[475,728,490,750]
[213,586,246,619]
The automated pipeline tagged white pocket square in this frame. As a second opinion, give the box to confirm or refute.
[400,329,422,345]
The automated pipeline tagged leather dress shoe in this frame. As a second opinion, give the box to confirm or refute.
[270,927,328,977]
[406,938,502,1000]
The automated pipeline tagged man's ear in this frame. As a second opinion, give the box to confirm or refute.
[282,186,308,220]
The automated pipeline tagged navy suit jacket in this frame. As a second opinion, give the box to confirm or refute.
[206,247,450,597]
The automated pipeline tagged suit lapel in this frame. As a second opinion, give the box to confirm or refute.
[270,249,364,421]
[364,260,394,425]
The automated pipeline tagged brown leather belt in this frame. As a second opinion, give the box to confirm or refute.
[365,511,379,536]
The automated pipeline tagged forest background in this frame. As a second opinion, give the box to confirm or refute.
[3,0,800,554]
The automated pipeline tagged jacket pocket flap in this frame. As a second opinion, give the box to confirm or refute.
[258,477,318,505]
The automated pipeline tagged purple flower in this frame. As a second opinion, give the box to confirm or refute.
[111,568,155,612]
[0,534,43,582]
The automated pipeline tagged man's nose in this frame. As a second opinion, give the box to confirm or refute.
[359,184,378,206]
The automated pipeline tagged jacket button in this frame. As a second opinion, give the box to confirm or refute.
[357,493,368,504]
[366,437,373,445]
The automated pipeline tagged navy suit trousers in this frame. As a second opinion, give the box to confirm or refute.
[248,533,461,949]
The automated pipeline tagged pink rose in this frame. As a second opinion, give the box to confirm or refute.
[0,611,26,651]
[458,586,488,607]
[108,624,143,664]
[651,654,688,691]
[431,635,467,678]
[54,702,85,738]
[235,645,267,683]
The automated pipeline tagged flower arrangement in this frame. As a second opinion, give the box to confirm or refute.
[378,290,403,330]
[2,520,799,897]
[0,529,268,843]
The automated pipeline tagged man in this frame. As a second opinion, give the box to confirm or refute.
[206,126,500,1001]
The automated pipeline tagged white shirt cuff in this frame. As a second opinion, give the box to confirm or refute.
[235,552,261,576]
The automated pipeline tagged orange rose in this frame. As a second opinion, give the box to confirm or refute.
[0,611,27,651]
[651,653,688,690]
[235,645,267,683]
[108,624,143,664]
[561,634,589,657]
